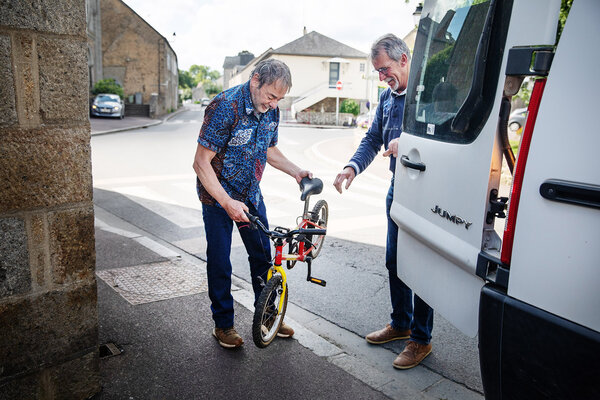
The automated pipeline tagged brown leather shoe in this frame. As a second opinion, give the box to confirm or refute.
[277,322,294,338]
[393,340,432,369]
[366,324,411,344]
[213,327,244,348]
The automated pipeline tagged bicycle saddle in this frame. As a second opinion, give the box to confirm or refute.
[299,177,323,201]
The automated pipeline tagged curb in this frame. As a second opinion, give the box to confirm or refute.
[91,107,187,136]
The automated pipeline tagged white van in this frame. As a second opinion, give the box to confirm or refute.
[392,0,599,398]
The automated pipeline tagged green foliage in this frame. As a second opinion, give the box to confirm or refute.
[180,87,192,101]
[179,70,194,89]
[340,99,360,116]
[92,79,124,98]
[204,81,222,97]
[556,0,573,43]
[515,78,532,107]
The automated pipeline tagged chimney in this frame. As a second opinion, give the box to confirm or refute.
[303,26,307,36]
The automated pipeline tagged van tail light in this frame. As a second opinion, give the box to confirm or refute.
[501,77,547,265]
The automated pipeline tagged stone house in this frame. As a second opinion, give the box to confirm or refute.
[222,50,254,90]
[99,0,178,117]
[227,30,372,123]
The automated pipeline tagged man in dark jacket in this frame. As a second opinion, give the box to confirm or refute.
[333,34,434,369]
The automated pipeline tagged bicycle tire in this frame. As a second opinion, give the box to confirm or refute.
[252,274,288,348]
[307,199,328,258]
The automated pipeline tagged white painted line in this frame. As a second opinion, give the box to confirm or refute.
[133,236,180,259]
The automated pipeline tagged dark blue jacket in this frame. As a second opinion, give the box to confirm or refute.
[346,88,405,175]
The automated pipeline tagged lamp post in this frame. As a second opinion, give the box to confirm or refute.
[413,2,423,26]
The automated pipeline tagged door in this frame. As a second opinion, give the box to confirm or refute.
[391,0,560,337]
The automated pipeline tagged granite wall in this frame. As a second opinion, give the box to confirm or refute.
[0,0,100,398]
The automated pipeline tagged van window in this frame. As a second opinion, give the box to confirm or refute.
[404,0,494,143]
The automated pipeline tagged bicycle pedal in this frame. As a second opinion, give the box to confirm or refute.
[308,277,326,287]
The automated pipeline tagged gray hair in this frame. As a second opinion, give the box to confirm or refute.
[250,59,292,91]
[371,33,411,62]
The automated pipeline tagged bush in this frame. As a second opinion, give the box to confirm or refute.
[92,79,124,99]
[340,99,360,116]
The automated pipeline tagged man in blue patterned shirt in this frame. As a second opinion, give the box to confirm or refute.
[334,34,434,369]
[193,59,312,348]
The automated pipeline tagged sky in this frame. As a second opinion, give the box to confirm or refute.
[122,0,422,73]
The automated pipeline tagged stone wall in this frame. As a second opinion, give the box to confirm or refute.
[296,112,356,126]
[100,0,178,116]
[0,0,100,398]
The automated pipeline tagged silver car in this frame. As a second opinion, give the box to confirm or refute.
[91,93,125,119]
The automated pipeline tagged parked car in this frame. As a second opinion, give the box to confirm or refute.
[393,1,599,399]
[91,93,125,119]
[201,97,211,107]
[356,109,376,128]
[508,107,527,131]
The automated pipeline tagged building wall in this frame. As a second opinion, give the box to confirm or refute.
[100,0,178,115]
[0,0,100,397]
[86,0,102,89]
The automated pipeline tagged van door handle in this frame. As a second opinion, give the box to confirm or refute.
[400,155,426,171]
[540,179,600,209]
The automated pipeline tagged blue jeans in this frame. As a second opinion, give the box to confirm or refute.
[386,181,434,344]
[202,201,272,329]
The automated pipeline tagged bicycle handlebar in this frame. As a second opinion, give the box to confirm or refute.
[245,212,326,239]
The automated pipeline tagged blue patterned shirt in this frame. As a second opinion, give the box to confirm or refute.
[196,81,279,208]
[347,88,405,175]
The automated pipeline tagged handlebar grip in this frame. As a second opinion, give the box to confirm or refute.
[298,229,326,235]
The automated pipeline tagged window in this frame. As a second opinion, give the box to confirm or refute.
[404,0,501,144]
[360,63,365,72]
[329,62,340,87]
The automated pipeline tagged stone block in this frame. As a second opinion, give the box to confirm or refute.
[0,351,100,399]
[0,217,31,298]
[49,207,95,285]
[37,37,89,123]
[12,33,41,127]
[0,127,93,212]
[0,0,86,36]
[0,282,98,379]
[0,35,18,126]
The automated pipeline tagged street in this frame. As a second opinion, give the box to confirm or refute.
[91,106,483,398]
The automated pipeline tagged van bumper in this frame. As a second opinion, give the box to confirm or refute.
[479,285,600,400]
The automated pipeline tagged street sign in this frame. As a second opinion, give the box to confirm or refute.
[336,81,343,90]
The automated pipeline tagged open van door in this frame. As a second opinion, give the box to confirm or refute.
[391,0,560,337]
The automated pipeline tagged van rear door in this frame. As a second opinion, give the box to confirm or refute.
[391,0,560,336]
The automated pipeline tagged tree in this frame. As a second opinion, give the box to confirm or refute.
[340,99,360,116]
[92,78,124,98]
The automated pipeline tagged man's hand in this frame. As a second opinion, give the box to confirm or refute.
[294,169,313,184]
[223,198,249,222]
[383,137,399,158]
[333,166,356,194]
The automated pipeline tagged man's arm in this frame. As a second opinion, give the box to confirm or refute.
[192,143,249,222]
[334,92,387,193]
[266,146,312,183]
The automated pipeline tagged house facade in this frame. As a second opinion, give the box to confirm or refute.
[227,31,372,121]
[99,0,178,116]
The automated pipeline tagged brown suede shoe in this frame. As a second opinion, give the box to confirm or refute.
[213,327,244,348]
[366,324,411,344]
[277,322,294,338]
[393,340,432,369]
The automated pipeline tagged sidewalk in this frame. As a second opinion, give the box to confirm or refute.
[92,190,484,399]
[90,108,186,136]
[92,205,394,399]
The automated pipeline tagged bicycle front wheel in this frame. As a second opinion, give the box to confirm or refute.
[252,274,288,348]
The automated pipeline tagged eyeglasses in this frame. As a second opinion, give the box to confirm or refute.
[374,66,391,75]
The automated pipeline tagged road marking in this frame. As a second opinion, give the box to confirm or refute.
[95,217,181,258]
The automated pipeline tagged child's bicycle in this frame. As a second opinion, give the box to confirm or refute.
[245,177,328,348]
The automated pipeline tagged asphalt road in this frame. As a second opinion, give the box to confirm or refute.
[90,106,484,397]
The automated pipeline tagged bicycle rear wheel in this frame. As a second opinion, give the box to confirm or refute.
[307,199,328,258]
[252,274,288,348]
